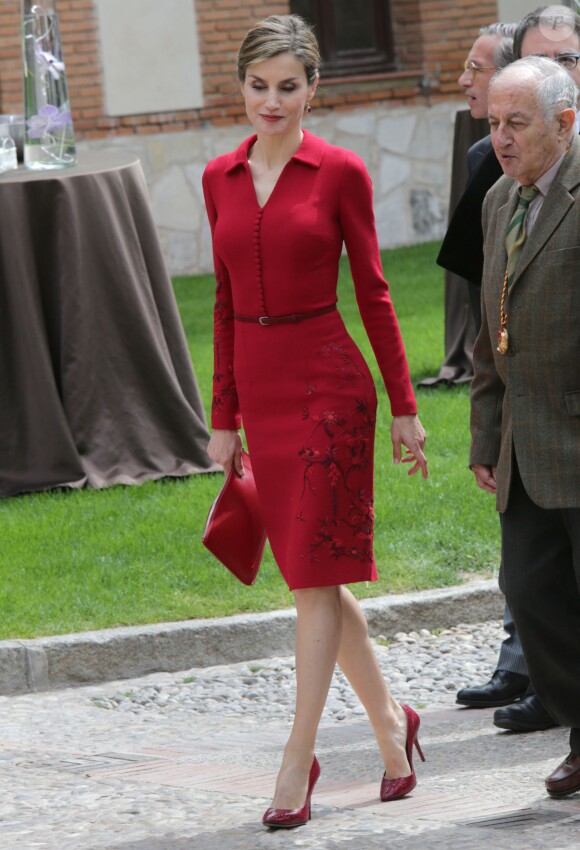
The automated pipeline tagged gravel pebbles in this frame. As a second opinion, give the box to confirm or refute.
[91,620,505,719]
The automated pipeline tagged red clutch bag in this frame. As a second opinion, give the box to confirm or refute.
[202,451,267,585]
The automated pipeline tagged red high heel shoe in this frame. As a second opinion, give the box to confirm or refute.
[380,704,425,802]
[262,756,321,829]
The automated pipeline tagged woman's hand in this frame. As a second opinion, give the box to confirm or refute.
[207,430,244,476]
[391,415,428,479]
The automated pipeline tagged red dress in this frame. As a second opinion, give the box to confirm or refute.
[202,130,417,590]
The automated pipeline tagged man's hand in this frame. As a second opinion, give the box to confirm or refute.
[391,415,428,479]
[471,463,497,494]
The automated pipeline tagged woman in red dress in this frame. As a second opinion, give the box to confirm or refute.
[203,14,428,829]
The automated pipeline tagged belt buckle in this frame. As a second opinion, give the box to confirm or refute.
[258,316,271,326]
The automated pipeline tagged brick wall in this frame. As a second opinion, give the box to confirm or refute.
[0,1,21,114]
[0,0,497,139]
[420,0,498,96]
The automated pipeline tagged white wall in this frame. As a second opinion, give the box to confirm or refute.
[496,1,553,22]
[94,0,203,116]
[500,1,580,15]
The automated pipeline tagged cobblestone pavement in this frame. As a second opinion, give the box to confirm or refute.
[1,621,579,849]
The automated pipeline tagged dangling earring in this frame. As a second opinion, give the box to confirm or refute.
[306,102,312,113]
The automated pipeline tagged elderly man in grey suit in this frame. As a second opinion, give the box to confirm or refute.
[471,55,580,798]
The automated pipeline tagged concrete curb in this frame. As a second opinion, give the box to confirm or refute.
[0,579,502,696]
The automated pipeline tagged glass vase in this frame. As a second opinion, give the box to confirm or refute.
[22,0,76,169]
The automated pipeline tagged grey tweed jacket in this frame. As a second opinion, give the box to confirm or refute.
[470,133,580,511]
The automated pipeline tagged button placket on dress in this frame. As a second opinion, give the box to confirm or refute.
[253,208,268,320]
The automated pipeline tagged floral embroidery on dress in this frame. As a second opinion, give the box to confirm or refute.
[308,494,374,562]
[318,342,364,387]
[298,399,375,563]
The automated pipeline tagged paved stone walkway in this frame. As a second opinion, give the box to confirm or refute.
[1,621,579,849]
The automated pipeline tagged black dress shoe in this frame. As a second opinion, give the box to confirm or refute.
[456,669,529,708]
[545,753,580,798]
[493,693,559,732]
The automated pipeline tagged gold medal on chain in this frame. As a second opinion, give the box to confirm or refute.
[497,327,509,354]
[497,268,509,355]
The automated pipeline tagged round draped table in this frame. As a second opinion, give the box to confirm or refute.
[0,151,217,498]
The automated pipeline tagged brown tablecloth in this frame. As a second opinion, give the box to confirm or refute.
[0,151,217,497]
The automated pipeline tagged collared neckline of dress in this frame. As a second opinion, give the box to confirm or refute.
[224,128,325,175]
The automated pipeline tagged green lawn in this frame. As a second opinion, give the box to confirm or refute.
[0,241,500,639]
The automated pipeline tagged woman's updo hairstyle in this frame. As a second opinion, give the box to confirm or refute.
[237,14,320,85]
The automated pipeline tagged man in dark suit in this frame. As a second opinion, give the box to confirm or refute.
[420,24,514,388]
[438,23,515,327]
[471,55,580,798]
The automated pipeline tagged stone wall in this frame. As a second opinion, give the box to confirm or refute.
[79,100,460,276]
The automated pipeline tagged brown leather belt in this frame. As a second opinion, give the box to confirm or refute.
[234,304,336,327]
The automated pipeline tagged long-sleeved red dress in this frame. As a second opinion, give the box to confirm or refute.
[202,130,417,590]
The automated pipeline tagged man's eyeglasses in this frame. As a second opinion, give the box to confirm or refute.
[555,52,580,70]
[463,59,495,76]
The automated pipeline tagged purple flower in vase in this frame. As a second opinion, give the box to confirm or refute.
[27,105,71,139]
[36,47,65,81]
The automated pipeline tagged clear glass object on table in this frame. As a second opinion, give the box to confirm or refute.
[0,125,18,173]
[0,115,25,163]
[21,0,76,170]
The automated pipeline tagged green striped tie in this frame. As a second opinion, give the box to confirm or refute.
[505,184,539,287]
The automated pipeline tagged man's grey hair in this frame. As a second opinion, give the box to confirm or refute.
[480,22,518,69]
[490,55,578,123]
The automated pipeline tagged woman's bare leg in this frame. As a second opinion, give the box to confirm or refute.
[270,585,342,809]
[337,586,411,778]
[270,583,410,811]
